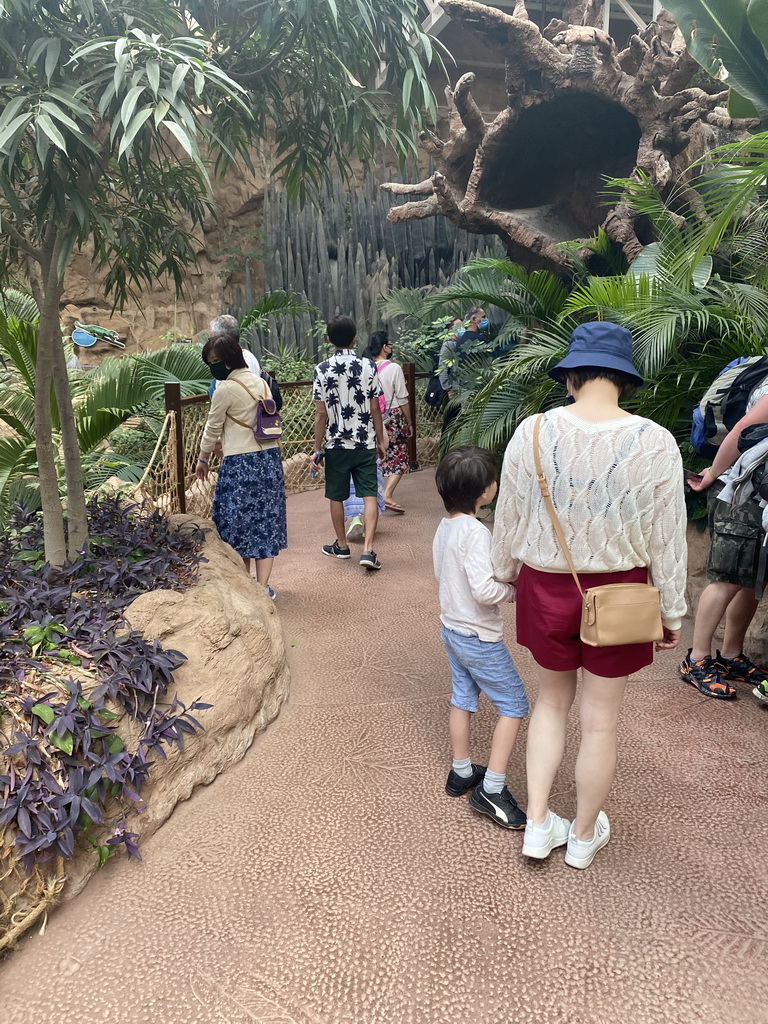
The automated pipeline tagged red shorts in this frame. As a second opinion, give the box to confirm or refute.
[515,564,654,677]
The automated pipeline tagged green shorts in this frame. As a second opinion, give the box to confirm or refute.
[324,447,378,502]
[706,480,763,588]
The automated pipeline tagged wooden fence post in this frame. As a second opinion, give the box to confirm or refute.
[404,362,418,471]
[164,381,186,514]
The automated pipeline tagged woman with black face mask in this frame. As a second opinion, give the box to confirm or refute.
[197,333,287,599]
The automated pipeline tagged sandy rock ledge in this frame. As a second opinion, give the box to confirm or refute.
[62,515,290,901]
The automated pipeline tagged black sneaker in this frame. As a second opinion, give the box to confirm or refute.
[360,550,382,570]
[445,763,486,797]
[679,649,736,699]
[468,785,526,830]
[714,650,768,689]
[322,540,351,559]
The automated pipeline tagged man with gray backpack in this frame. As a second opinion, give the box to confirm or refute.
[682,357,768,701]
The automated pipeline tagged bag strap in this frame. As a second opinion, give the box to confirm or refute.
[229,376,264,403]
[225,375,268,429]
[533,414,585,599]
[376,360,396,412]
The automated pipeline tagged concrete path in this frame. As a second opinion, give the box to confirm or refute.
[1,470,767,1024]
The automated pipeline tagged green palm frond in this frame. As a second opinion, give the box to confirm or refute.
[0,385,36,437]
[0,312,37,392]
[685,132,768,265]
[0,289,39,324]
[378,286,442,323]
[0,434,38,526]
[76,345,210,454]
[240,290,320,334]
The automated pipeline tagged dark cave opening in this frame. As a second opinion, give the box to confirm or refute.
[478,93,642,240]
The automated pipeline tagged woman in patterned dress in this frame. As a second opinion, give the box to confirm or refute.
[196,333,287,599]
[363,331,414,513]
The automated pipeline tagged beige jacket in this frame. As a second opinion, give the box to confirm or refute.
[200,369,279,457]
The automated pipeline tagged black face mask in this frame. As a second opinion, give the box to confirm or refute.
[209,361,230,381]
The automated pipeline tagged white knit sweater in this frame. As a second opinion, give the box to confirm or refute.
[491,407,688,629]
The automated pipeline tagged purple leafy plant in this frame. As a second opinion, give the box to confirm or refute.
[0,498,211,871]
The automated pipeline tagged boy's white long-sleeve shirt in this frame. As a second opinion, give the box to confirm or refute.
[433,515,513,642]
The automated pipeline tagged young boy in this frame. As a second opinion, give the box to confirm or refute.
[433,446,529,829]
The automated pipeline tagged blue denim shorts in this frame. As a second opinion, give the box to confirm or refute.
[440,626,529,718]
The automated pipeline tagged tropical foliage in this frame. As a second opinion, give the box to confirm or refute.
[663,0,768,124]
[0,305,210,522]
[0,0,443,564]
[0,498,207,883]
[385,167,768,459]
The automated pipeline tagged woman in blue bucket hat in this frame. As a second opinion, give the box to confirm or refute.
[491,321,688,868]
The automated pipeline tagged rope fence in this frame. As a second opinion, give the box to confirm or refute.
[139,365,442,517]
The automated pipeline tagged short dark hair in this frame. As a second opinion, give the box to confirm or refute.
[565,367,639,400]
[327,315,357,348]
[207,332,246,369]
[435,446,498,514]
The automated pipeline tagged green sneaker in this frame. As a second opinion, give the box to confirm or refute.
[753,679,768,703]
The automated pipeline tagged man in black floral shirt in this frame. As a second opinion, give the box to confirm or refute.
[311,316,388,570]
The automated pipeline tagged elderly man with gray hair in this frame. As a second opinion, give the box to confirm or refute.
[209,314,261,379]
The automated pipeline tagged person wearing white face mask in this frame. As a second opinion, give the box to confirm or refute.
[437,307,488,401]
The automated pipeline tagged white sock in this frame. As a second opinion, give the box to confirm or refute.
[482,769,506,795]
[451,757,473,778]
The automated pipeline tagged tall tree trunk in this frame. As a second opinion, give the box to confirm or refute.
[50,310,89,559]
[35,300,67,567]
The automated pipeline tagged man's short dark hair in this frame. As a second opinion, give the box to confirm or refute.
[327,315,357,348]
[207,332,246,369]
[565,367,639,400]
[435,446,498,514]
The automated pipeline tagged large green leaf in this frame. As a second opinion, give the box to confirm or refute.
[627,243,713,288]
[664,0,768,124]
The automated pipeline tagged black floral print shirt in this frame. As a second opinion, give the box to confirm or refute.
[313,349,382,450]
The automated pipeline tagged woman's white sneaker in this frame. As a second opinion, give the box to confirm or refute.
[521,811,571,859]
[564,811,611,869]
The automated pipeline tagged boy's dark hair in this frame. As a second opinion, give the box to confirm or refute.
[327,315,357,348]
[206,333,246,369]
[565,367,638,400]
[435,445,498,514]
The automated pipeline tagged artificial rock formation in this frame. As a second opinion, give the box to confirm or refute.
[1,519,289,951]
[383,1,760,273]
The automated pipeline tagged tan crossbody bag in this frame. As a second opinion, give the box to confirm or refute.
[533,414,663,647]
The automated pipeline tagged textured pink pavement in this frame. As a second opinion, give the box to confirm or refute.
[1,469,767,1024]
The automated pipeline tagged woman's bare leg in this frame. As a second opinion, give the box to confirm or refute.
[383,473,402,502]
[525,665,578,824]
[254,556,274,586]
[573,669,628,839]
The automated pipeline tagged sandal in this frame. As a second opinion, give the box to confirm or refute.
[679,650,737,700]
[384,500,405,514]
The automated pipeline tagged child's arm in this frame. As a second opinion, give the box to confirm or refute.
[464,532,515,607]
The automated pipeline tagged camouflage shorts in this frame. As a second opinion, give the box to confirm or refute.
[706,480,763,588]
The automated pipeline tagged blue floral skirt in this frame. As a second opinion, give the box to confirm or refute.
[212,449,287,560]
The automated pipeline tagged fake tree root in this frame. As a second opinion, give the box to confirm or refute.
[383,1,759,274]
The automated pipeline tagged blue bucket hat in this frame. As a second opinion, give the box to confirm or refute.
[549,322,643,386]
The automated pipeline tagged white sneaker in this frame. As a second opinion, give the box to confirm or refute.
[521,810,571,859]
[564,811,611,869]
